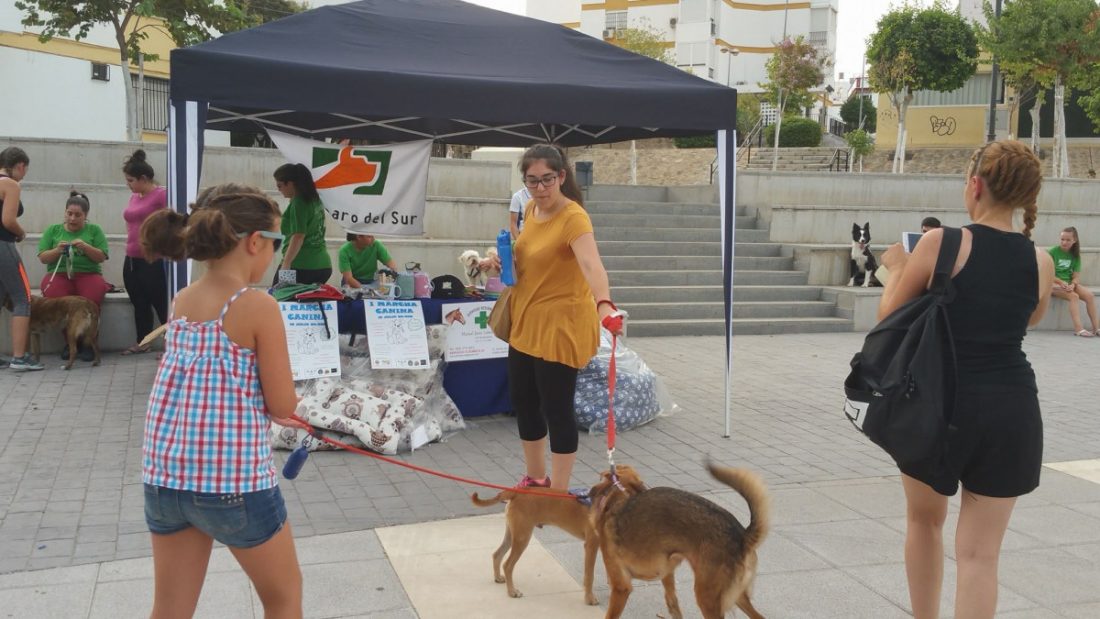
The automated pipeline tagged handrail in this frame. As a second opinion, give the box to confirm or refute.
[709,117,765,183]
[828,147,850,173]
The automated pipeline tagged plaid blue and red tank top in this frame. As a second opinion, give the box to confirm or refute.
[143,287,278,493]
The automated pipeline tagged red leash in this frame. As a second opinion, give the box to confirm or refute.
[283,414,576,499]
[282,314,626,500]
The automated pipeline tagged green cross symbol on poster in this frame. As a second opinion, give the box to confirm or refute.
[474,310,490,329]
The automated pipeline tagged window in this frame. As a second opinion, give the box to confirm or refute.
[90,62,109,81]
[131,75,170,132]
[808,31,827,49]
[605,10,627,30]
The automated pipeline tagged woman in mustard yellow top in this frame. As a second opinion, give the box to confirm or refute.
[507,144,623,491]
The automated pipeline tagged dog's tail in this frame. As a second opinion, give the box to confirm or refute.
[470,490,515,507]
[706,462,770,553]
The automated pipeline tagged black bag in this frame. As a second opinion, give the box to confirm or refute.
[843,227,962,469]
[431,274,467,299]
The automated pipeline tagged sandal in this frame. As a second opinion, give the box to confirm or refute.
[1073,329,1095,338]
[517,475,551,489]
[121,343,152,355]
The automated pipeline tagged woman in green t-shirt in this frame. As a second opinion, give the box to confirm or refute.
[273,163,332,285]
[1049,226,1098,336]
[37,191,110,306]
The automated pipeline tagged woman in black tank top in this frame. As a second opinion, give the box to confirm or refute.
[0,146,45,371]
[875,141,1055,619]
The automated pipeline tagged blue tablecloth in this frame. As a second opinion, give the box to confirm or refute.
[336,298,510,418]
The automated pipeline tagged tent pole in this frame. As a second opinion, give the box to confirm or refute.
[718,129,736,438]
[167,99,206,297]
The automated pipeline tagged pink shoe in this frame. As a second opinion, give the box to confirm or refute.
[517,475,551,488]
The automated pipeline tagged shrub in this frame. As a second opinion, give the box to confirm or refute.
[673,134,717,148]
[840,97,877,133]
[764,116,822,147]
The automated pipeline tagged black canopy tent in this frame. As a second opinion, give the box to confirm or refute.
[167,0,740,434]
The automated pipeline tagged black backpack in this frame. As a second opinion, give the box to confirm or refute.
[843,227,962,470]
[431,274,467,299]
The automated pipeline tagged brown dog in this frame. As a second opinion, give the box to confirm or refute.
[588,462,769,619]
[4,295,101,370]
[470,468,646,605]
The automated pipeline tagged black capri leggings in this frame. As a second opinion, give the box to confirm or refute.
[508,346,579,454]
[123,256,168,343]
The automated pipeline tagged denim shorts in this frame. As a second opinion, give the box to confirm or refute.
[144,484,287,548]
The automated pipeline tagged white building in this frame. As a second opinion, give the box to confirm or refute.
[0,4,227,145]
[526,0,838,95]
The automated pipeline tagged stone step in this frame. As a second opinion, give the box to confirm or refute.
[734,243,783,257]
[585,201,726,216]
[620,301,836,320]
[608,269,807,286]
[582,185,717,204]
[611,285,823,303]
[590,213,740,229]
[598,227,769,242]
[597,227,717,242]
[602,255,792,271]
[598,241,719,256]
[583,185,669,203]
[625,317,853,337]
[735,228,771,243]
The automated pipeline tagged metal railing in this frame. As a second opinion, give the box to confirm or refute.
[708,117,765,183]
[828,148,850,173]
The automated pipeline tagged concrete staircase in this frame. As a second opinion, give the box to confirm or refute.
[587,185,852,337]
[740,146,845,172]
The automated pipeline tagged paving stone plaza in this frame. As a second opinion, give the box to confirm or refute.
[1,331,1099,617]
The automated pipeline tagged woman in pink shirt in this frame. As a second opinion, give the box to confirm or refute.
[121,149,168,354]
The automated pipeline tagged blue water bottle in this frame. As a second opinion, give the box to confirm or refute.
[497,229,515,286]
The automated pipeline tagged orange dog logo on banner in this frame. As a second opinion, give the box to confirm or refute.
[311,146,392,195]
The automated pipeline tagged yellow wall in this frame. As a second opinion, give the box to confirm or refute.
[0,16,176,79]
[877,96,992,148]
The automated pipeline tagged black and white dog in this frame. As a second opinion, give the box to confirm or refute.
[847,222,880,287]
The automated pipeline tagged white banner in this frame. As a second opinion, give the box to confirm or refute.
[364,300,431,370]
[269,130,431,236]
[278,301,341,381]
[442,301,508,361]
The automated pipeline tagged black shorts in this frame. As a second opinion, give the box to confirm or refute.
[902,384,1043,498]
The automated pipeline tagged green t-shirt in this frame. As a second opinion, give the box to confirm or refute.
[281,196,331,270]
[1048,245,1081,283]
[37,223,109,274]
[338,240,392,282]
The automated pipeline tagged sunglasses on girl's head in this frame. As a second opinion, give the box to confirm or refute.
[239,230,284,252]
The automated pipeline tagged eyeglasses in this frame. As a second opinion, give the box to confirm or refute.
[523,173,561,189]
[239,230,285,252]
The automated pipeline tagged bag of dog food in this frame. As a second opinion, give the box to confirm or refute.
[574,329,678,433]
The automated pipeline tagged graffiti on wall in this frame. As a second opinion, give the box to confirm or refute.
[929,115,958,137]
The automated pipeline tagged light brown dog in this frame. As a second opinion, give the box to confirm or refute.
[4,295,101,370]
[588,462,770,619]
[470,467,646,605]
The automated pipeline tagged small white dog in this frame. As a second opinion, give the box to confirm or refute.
[458,248,501,286]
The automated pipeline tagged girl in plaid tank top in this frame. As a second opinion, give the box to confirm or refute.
[140,187,303,618]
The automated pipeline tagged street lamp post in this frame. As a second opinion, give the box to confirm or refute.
[986,0,1003,143]
[720,45,740,87]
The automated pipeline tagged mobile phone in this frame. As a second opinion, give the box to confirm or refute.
[901,232,923,254]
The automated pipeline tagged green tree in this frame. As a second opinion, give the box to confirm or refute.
[737,93,762,144]
[609,18,672,182]
[844,128,874,172]
[840,96,876,133]
[867,2,978,173]
[760,35,827,171]
[980,0,1100,177]
[608,19,672,64]
[16,1,305,140]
